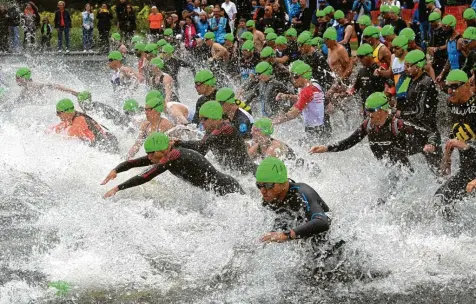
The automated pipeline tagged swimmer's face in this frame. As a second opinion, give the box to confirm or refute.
[200,116,219,132]
[108,59,120,69]
[205,38,214,47]
[259,182,285,203]
[276,44,286,51]
[145,107,161,121]
[267,41,275,48]
[224,40,233,48]
[258,73,270,82]
[404,61,421,77]
[242,49,252,58]
[392,46,405,57]
[148,149,168,163]
[291,74,306,88]
[56,111,75,123]
[251,126,268,142]
[16,77,27,86]
[368,109,388,126]
[446,81,467,104]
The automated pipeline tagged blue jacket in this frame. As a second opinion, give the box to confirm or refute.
[54,9,72,28]
[196,20,210,38]
[352,0,372,21]
[472,0,476,10]
[209,17,227,44]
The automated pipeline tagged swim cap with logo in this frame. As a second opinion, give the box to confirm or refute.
[246,20,255,27]
[56,98,75,113]
[446,69,469,83]
[111,32,121,40]
[334,10,345,20]
[291,62,312,79]
[216,87,236,104]
[146,96,165,113]
[356,43,374,56]
[164,28,173,36]
[134,42,146,51]
[275,36,288,45]
[297,32,313,45]
[253,118,274,136]
[363,26,380,38]
[242,40,255,51]
[442,14,457,27]
[255,61,273,76]
[365,92,389,110]
[381,25,395,37]
[123,99,139,113]
[108,51,123,61]
[204,32,215,40]
[391,35,409,50]
[464,8,476,20]
[285,28,297,37]
[264,28,275,34]
[144,132,169,152]
[224,33,234,42]
[323,6,335,15]
[358,15,371,26]
[241,31,253,41]
[399,27,416,41]
[161,44,175,54]
[77,91,92,103]
[428,12,441,22]
[199,101,223,120]
[194,69,217,86]
[256,157,288,183]
[405,49,426,68]
[16,67,31,80]
[266,32,278,41]
[316,10,325,18]
[260,46,275,58]
[463,27,476,40]
[150,57,164,69]
[323,27,338,40]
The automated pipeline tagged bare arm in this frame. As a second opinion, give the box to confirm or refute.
[272,106,301,125]
[340,25,353,44]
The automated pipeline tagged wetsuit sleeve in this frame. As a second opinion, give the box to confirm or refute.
[327,121,368,152]
[292,185,330,238]
[176,138,209,155]
[114,156,153,173]
[399,120,438,146]
[117,163,167,190]
[401,78,437,122]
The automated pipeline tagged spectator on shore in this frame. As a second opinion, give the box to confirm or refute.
[22,2,39,48]
[115,0,128,31]
[0,4,8,52]
[221,0,237,32]
[148,6,163,40]
[40,17,53,51]
[210,7,228,44]
[292,0,312,34]
[97,3,113,53]
[82,3,94,53]
[290,0,302,20]
[183,16,198,49]
[191,0,203,24]
[120,4,136,45]
[54,1,72,53]
[196,11,210,38]
[7,3,21,52]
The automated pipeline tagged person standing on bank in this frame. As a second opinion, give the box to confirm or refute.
[82,3,94,53]
[54,1,72,53]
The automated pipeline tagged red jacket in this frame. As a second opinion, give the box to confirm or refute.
[184,24,197,48]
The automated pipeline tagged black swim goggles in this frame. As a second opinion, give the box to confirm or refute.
[407,57,425,67]
[56,107,74,114]
[218,93,235,104]
[357,52,373,58]
[256,182,275,190]
[195,77,215,86]
[444,82,465,92]
[365,100,389,113]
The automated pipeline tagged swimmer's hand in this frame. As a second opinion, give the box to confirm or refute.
[260,231,291,243]
[309,145,328,154]
[101,170,117,185]
[466,179,476,193]
[103,186,119,198]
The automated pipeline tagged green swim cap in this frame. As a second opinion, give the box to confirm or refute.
[399,27,416,41]
[253,118,274,136]
[334,10,345,20]
[134,42,146,51]
[123,99,139,113]
[323,27,338,40]
[111,32,121,40]
[381,25,395,37]
[446,69,469,83]
[241,31,253,41]
[391,5,400,14]
[48,281,71,296]
[316,10,325,18]
[357,15,371,26]
[356,43,374,56]
[290,60,305,70]
[108,51,123,61]
[164,28,173,36]
[216,87,236,104]
[260,46,275,58]
[150,57,164,69]
[365,92,389,110]
[199,101,223,120]
[146,96,165,113]
[204,32,215,40]
[161,43,175,54]
[56,98,75,113]
[297,32,313,45]
[266,32,278,41]
[264,28,275,34]
[463,27,476,40]
[311,37,323,47]
[275,36,288,45]
[442,14,456,27]
[425,0,435,3]
[323,6,335,15]
[363,26,380,38]
[146,90,162,101]
[464,8,476,21]
[144,132,169,153]
[285,28,297,37]
[242,40,255,51]
[157,39,167,47]
[194,69,217,86]
[256,157,288,183]
[131,35,142,44]
[16,67,31,80]
[224,33,234,42]
[380,4,390,13]
[255,61,273,76]
[301,30,312,36]
[405,49,426,68]
[391,35,409,50]
[428,12,441,22]
[144,43,158,55]
[77,91,92,103]
[246,20,255,27]
[291,62,312,80]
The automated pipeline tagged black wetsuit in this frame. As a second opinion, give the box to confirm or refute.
[81,101,133,129]
[354,63,390,108]
[242,77,292,117]
[192,90,216,124]
[238,55,260,82]
[301,50,334,92]
[286,41,300,62]
[114,148,243,196]
[150,74,180,102]
[462,49,476,78]
[429,26,451,75]
[228,108,254,139]
[434,96,476,205]
[162,56,195,83]
[327,116,437,169]
[176,121,257,174]
[392,18,408,35]
[265,181,330,238]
